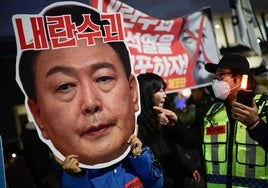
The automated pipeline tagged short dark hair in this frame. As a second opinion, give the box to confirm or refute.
[18,3,131,102]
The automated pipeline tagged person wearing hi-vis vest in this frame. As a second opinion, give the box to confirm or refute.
[202,53,268,188]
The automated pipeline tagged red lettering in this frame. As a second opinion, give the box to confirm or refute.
[30,17,48,49]
[76,14,102,45]
[13,12,125,51]
[46,15,76,48]
[102,13,124,42]
[14,18,34,50]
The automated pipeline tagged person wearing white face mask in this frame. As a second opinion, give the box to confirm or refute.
[201,53,268,188]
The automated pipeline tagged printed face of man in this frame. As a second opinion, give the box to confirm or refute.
[180,11,218,84]
[28,39,139,165]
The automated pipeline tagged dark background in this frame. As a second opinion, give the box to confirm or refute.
[2,0,268,37]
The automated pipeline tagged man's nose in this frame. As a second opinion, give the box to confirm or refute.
[198,46,205,62]
[81,88,101,115]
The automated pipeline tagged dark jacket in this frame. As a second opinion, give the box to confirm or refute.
[139,123,200,188]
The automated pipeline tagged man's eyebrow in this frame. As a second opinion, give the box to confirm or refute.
[46,66,74,77]
[46,62,117,77]
[90,62,117,72]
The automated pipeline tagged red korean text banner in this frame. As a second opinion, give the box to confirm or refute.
[92,0,220,92]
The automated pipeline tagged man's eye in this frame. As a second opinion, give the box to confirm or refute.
[183,36,195,44]
[96,76,113,83]
[96,76,116,91]
[57,83,75,91]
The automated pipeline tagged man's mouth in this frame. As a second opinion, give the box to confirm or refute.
[82,123,114,137]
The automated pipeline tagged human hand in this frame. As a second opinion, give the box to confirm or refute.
[128,134,142,156]
[153,106,178,126]
[192,170,200,182]
[231,101,259,129]
[53,154,81,174]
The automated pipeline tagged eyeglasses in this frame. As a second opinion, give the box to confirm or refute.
[212,72,232,82]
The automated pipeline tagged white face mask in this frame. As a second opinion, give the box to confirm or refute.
[212,80,230,100]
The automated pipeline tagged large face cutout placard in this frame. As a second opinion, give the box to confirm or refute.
[12,1,140,169]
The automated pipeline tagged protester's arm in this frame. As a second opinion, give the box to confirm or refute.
[128,134,163,187]
[129,147,163,188]
[247,119,268,152]
[153,106,178,126]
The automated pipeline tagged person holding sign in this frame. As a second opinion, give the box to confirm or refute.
[202,53,268,188]
[13,2,163,188]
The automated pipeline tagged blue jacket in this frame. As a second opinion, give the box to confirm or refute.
[60,147,163,188]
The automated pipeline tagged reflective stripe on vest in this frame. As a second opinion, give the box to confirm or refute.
[203,103,228,175]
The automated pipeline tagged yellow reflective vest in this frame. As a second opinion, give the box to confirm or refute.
[203,94,268,188]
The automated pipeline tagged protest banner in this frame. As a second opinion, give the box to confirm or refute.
[92,0,220,92]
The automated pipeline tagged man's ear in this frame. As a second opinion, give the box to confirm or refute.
[129,74,139,112]
[27,99,49,139]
